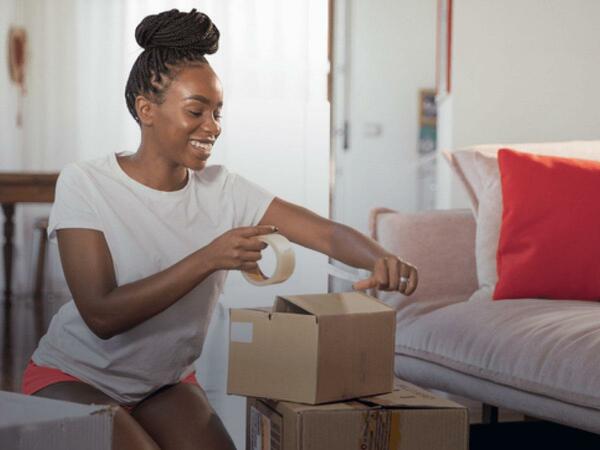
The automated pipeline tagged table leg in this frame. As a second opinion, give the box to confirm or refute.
[2,203,15,302]
[1,293,13,391]
[1,203,14,391]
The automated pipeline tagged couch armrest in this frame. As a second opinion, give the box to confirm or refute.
[370,208,478,319]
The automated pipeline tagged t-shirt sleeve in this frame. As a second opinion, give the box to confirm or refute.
[47,164,104,242]
[230,173,275,227]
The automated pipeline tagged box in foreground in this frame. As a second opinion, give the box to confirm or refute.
[0,391,115,450]
[246,379,468,450]
[228,291,396,404]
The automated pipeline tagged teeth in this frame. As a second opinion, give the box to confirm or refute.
[190,140,212,150]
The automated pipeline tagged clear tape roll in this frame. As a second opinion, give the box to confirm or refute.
[242,233,296,286]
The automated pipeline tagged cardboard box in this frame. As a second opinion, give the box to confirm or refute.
[228,291,396,404]
[0,391,115,450]
[246,379,469,450]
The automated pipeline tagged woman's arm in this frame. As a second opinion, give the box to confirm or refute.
[57,225,275,340]
[259,197,418,294]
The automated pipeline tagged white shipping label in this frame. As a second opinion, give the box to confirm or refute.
[230,322,253,343]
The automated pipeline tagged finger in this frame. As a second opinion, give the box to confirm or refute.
[399,262,411,294]
[386,257,400,291]
[405,266,419,296]
[240,261,260,271]
[240,251,262,262]
[239,225,278,237]
[374,259,389,290]
[353,277,378,291]
[240,237,269,251]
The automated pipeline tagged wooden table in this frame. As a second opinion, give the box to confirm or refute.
[0,173,59,391]
[0,172,59,300]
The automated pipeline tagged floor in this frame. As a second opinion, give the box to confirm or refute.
[1,293,48,393]
[3,293,600,449]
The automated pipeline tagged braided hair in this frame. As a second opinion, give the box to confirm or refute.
[125,9,220,124]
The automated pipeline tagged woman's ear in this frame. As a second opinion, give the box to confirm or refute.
[135,95,154,126]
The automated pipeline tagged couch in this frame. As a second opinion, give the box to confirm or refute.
[369,141,600,435]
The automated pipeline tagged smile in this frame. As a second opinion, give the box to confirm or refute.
[189,140,212,159]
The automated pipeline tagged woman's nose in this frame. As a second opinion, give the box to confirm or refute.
[202,115,221,136]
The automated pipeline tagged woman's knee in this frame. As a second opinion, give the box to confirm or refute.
[113,406,161,450]
[132,383,236,450]
[201,411,237,450]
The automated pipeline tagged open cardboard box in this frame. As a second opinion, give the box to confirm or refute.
[0,391,115,450]
[228,291,396,404]
[246,378,469,450]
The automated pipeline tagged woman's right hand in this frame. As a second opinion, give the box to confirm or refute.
[203,225,277,271]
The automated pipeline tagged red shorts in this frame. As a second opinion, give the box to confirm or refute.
[22,360,199,414]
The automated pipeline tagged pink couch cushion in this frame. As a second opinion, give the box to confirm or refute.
[371,209,477,321]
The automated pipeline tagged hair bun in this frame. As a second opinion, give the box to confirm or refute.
[135,8,219,54]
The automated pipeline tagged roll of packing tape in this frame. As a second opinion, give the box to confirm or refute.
[242,233,295,286]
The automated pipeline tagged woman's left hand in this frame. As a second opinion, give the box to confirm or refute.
[353,255,418,295]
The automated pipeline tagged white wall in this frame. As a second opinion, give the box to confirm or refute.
[0,0,23,170]
[333,0,436,234]
[439,0,600,208]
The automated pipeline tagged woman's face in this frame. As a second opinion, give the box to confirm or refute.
[149,64,223,171]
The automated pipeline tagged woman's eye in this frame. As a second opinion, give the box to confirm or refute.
[188,110,221,120]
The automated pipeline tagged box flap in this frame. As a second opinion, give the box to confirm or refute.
[274,291,392,317]
[274,399,365,415]
[244,306,272,314]
[357,379,465,409]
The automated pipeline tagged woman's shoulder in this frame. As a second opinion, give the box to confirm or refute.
[61,153,113,175]
[57,153,116,189]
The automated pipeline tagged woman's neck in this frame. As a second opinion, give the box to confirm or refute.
[118,145,188,192]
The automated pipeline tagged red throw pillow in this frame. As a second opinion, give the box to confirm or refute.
[494,148,600,300]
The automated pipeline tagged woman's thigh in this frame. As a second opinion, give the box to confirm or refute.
[33,382,160,450]
[131,383,236,450]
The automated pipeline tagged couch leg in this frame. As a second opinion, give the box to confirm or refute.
[482,403,499,424]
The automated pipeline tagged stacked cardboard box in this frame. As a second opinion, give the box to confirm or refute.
[228,292,468,450]
[246,379,468,450]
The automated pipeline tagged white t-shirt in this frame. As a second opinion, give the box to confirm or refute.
[31,152,274,405]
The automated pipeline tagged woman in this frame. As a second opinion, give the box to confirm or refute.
[22,9,418,450]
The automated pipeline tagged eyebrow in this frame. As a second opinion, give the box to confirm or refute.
[184,94,223,107]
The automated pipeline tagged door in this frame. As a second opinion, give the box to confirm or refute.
[329,0,438,291]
